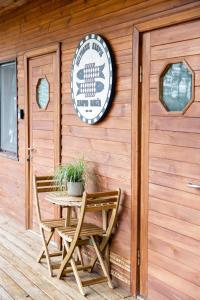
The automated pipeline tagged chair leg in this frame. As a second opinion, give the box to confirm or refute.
[40,227,53,277]
[90,236,113,289]
[57,248,70,279]
[105,245,110,273]
[57,239,79,279]
[64,240,85,296]
[76,246,84,265]
[37,231,54,263]
[90,235,109,272]
[62,241,67,259]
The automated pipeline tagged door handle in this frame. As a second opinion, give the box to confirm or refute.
[187,183,200,189]
[27,146,35,161]
[27,146,35,152]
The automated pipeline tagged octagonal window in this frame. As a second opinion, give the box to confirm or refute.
[36,78,50,109]
[160,62,193,112]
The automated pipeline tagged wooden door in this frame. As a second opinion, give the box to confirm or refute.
[26,46,60,231]
[140,20,200,300]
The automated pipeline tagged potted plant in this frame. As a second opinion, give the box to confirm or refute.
[54,159,85,196]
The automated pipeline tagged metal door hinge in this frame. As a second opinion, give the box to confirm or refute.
[137,249,140,266]
[139,65,142,83]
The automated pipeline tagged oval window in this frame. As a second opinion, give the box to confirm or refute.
[36,78,50,109]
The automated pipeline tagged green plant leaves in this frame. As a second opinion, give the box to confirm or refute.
[54,158,86,191]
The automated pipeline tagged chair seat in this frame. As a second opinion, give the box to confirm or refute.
[41,218,78,232]
[41,218,66,231]
[57,223,104,241]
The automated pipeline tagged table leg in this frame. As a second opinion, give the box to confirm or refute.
[65,207,72,226]
[62,206,71,258]
[102,210,110,272]
[75,207,83,264]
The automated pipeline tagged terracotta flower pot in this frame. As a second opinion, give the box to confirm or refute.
[67,182,84,196]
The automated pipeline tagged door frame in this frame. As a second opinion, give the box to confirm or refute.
[24,43,61,229]
[131,5,200,298]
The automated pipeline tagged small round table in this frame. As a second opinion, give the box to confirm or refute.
[45,191,110,268]
[45,192,82,226]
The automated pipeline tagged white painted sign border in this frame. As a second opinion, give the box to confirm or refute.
[71,33,113,124]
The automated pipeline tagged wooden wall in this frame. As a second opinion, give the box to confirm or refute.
[0,0,199,290]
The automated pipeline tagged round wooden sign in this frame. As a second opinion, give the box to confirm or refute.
[71,34,113,124]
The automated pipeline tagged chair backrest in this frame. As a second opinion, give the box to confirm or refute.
[65,189,121,264]
[86,189,121,243]
[77,190,121,241]
[85,190,120,212]
[33,174,64,222]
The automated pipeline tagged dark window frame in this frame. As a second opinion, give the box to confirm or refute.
[0,58,18,160]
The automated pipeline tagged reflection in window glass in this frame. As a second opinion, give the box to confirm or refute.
[161,62,192,112]
[36,78,49,109]
[0,62,17,154]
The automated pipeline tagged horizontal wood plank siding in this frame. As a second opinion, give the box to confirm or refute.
[145,18,200,299]
[0,0,199,292]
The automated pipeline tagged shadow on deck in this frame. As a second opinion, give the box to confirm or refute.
[0,214,135,300]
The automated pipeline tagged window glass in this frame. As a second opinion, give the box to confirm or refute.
[36,78,49,109]
[161,62,192,112]
[0,62,17,154]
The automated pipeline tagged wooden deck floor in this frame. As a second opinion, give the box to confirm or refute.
[0,214,135,300]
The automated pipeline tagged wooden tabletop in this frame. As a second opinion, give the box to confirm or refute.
[45,192,82,207]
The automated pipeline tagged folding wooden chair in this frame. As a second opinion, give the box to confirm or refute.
[56,189,121,296]
[33,174,66,276]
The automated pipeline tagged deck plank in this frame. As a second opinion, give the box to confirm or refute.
[0,221,102,299]
[0,243,71,300]
[0,230,103,299]
[0,214,134,299]
[0,268,32,300]
[0,285,14,300]
[0,256,51,300]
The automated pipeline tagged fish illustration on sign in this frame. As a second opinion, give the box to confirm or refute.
[76,80,104,97]
[77,63,105,80]
[76,62,105,97]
